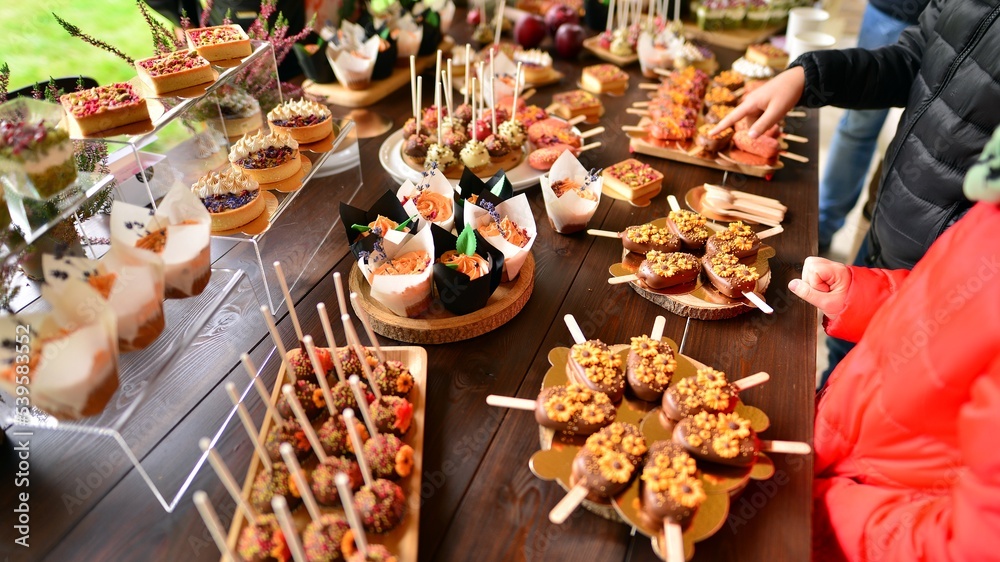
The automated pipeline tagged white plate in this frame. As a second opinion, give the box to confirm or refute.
[379,127,581,192]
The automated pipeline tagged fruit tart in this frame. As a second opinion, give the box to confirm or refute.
[228,130,301,184]
[134,49,215,95]
[185,24,252,62]
[59,82,149,136]
[266,99,334,144]
[192,167,266,232]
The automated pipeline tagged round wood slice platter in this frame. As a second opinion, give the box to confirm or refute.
[349,253,535,344]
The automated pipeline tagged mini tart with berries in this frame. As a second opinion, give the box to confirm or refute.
[549,89,605,122]
[59,82,149,136]
[134,49,215,95]
[602,158,664,201]
[184,24,251,62]
[0,120,77,198]
[228,130,301,184]
[266,99,333,144]
[192,167,266,231]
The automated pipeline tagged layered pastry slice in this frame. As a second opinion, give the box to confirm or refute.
[185,24,252,61]
[581,64,630,95]
[602,158,664,201]
[59,82,149,135]
[266,99,334,144]
[0,119,77,198]
[134,49,215,95]
[549,89,605,122]
[228,130,301,184]
[192,167,266,231]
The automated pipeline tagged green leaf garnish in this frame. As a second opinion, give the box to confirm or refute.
[456,224,477,257]
[490,174,507,196]
[351,224,371,232]
[395,214,417,231]
[426,11,440,27]
[445,262,459,270]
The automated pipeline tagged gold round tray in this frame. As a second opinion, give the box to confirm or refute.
[348,253,534,344]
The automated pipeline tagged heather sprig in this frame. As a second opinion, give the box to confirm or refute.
[53,12,135,65]
[137,0,185,54]
[0,63,9,104]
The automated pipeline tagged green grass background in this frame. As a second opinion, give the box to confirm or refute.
[0,0,175,92]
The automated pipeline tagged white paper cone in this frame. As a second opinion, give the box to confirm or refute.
[397,168,456,233]
[394,16,423,60]
[541,151,602,233]
[465,193,536,280]
[111,184,211,298]
[329,35,379,89]
[477,51,517,106]
[362,226,435,317]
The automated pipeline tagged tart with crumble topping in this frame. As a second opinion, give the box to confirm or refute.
[134,49,215,95]
[228,130,301,184]
[192,167,266,231]
[0,120,77,198]
[185,24,252,61]
[59,82,149,135]
[266,99,333,144]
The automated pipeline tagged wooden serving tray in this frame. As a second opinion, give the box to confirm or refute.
[303,37,455,108]
[628,117,784,179]
[225,346,427,562]
[348,254,535,344]
[681,21,783,51]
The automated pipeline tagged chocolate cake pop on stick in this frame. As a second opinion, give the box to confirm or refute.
[280,442,354,562]
[550,422,648,524]
[607,251,701,289]
[200,438,288,562]
[626,316,677,402]
[271,495,308,562]
[351,292,414,397]
[344,409,407,534]
[317,303,347,383]
[336,473,399,562]
[350,376,414,481]
[317,302,372,415]
[665,196,711,252]
[334,273,376,380]
[242,353,311,462]
[639,442,705,562]
[563,314,626,402]
[227,382,301,514]
[704,221,768,261]
[702,251,774,314]
[588,224,682,255]
[343,314,413,437]
[283,384,331,465]
[673,411,810,467]
[486,382,616,435]
[662,368,769,422]
[263,305,325,421]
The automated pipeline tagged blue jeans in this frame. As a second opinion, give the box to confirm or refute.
[818,4,911,250]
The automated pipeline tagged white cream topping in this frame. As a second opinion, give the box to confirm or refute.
[425,143,456,169]
[228,130,298,162]
[732,57,775,79]
[267,98,332,121]
[460,140,490,169]
[192,167,259,198]
[514,49,552,68]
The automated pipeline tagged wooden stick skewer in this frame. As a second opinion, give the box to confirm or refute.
[224,382,272,473]
[759,440,812,455]
[271,496,308,562]
[240,353,284,424]
[317,303,346,383]
[281,384,329,464]
[494,0,505,46]
[273,261,303,342]
[304,335,337,417]
[743,292,774,314]
[622,125,648,134]
[587,229,620,238]
[756,225,784,239]
[193,492,238,562]
[343,408,374,487]
[563,314,587,345]
[664,520,685,562]
[786,110,806,118]
[577,141,601,153]
[649,315,666,341]
[626,108,649,116]
[342,313,382,401]
[550,484,589,524]
[348,375,380,438]
[702,184,787,210]
[332,271,349,318]
[638,83,661,90]
[336,472,371,557]
[782,133,808,143]
[653,67,672,77]
[667,195,682,212]
[633,101,650,108]
[260,305,295,383]
[350,292,385,363]
[279,443,324,525]
[580,126,604,139]
[200,438,259,523]
[567,115,587,126]
[779,151,809,163]
[608,274,638,285]
[485,395,536,410]
[521,88,536,101]
[734,371,770,391]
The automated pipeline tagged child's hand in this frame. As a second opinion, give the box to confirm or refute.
[788,256,851,318]
[710,67,806,138]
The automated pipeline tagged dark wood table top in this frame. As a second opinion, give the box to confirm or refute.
[0,20,817,562]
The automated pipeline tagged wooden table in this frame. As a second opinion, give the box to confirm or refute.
[0,22,817,562]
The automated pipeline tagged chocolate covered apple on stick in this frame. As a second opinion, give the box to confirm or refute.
[487,382,617,436]
[562,314,626,402]
[625,316,678,402]
[639,441,707,562]
[343,408,407,534]
[342,314,414,438]
[673,410,811,467]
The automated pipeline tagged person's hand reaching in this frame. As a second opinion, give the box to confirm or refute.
[710,66,806,138]
[788,256,851,319]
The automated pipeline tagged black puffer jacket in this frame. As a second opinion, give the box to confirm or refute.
[791,0,1000,269]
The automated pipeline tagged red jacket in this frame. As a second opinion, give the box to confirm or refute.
[813,202,1000,561]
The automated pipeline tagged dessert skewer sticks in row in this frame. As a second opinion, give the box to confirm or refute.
[274,261,304,342]
[271,496,307,562]
[350,292,385,364]
[193,491,239,562]
[225,382,272,473]
[317,303,347,383]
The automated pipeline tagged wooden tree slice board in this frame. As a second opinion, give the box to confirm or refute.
[349,253,534,344]
[681,22,784,51]
[628,118,784,179]
[225,346,427,562]
[303,37,456,108]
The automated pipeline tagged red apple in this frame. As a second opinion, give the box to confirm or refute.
[555,23,586,59]
[514,14,547,50]
[545,4,580,37]
[467,8,482,26]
